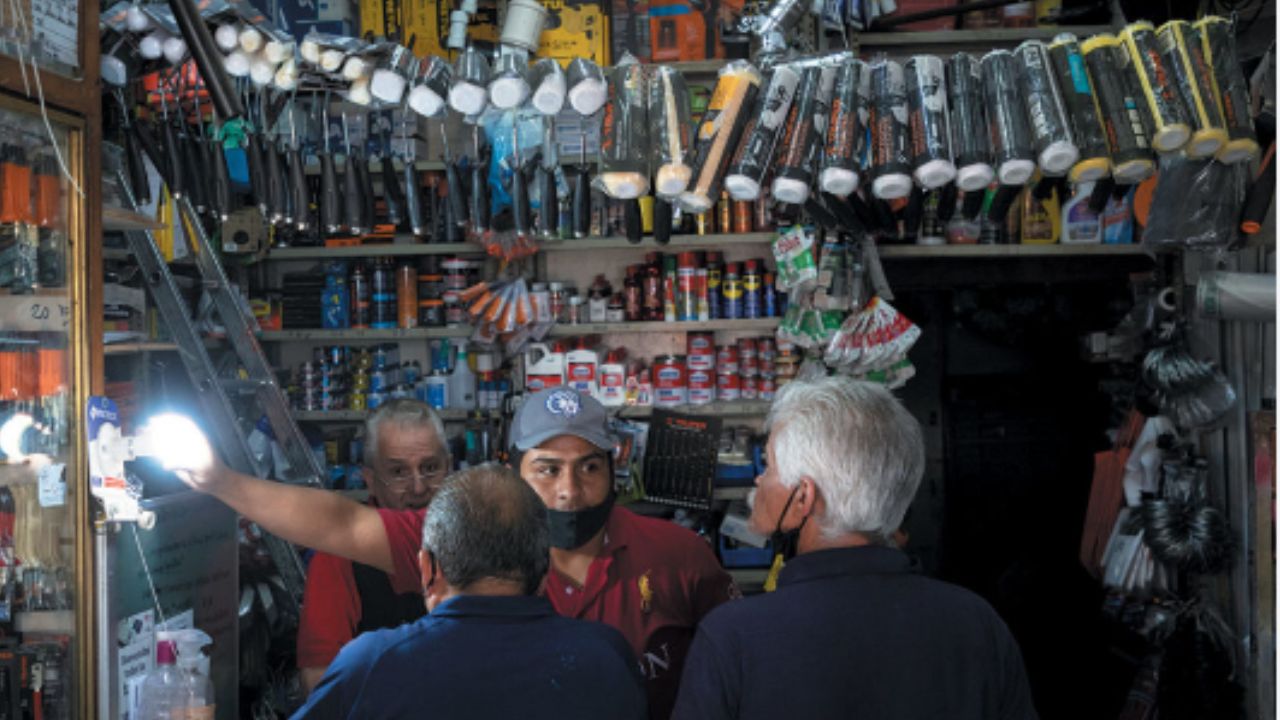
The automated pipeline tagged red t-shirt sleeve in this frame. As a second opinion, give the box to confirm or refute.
[378,507,427,596]
[684,534,740,623]
[296,552,361,669]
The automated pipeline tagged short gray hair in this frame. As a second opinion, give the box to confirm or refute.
[364,399,447,467]
[766,376,924,544]
[421,463,550,595]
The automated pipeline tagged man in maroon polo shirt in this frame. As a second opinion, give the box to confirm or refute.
[174,388,736,718]
[296,400,447,692]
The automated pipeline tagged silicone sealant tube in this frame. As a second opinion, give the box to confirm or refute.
[1120,21,1193,153]
[1047,34,1111,183]
[980,50,1037,186]
[449,45,491,116]
[1193,16,1260,164]
[947,52,995,192]
[1014,40,1079,176]
[530,58,567,116]
[905,54,956,189]
[408,55,453,118]
[651,65,695,199]
[772,65,837,205]
[1081,34,1156,184]
[567,58,608,116]
[868,58,914,200]
[596,61,650,200]
[820,59,870,198]
[679,61,763,213]
[724,65,801,201]
[1156,20,1228,159]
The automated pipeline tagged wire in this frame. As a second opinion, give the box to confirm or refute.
[130,523,169,628]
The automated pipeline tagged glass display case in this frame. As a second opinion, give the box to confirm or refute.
[0,94,90,718]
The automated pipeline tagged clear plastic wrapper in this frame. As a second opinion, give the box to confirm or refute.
[567,57,608,116]
[772,66,837,205]
[868,58,913,200]
[947,52,995,192]
[1156,21,1228,159]
[1081,35,1156,184]
[771,225,818,292]
[821,59,870,197]
[1143,155,1247,247]
[1046,35,1111,183]
[489,50,532,110]
[679,61,762,213]
[1120,21,1192,153]
[1193,16,1260,164]
[449,45,491,116]
[905,55,955,189]
[724,65,801,201]
[530,58,568,116]
[595,58,650,200]
[1014,41,1078,176]
[650,66,695,199]
[407,55,453,118]
[980,49,1036,186]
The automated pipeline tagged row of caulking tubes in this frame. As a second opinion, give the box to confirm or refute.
[594,15,1260,233]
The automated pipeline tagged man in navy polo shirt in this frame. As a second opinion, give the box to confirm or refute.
[673,376,1038,720]
[292,463,646,719]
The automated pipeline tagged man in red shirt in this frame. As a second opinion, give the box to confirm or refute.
[176,388,736,718]
[297,399,449,692]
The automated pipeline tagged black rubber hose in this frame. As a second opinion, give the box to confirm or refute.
[123,125,151,206]
[132,121,169,192]
[243,132,265,215]
[166,0,242,119]
[180,130,207,213]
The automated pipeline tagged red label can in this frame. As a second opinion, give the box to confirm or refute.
[741,374,759,400]
[654,356,688,406]
[737,337,758,361]
[716,345,739,374]
[759,375,776,400]
[687,332,716,371]
[717,372,741,401]
[741,353,759,377]
[758,337,777,361]
[688,369,715,404]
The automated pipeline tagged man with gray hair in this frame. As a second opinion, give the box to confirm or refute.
[292,464,647,719]
[297,399,450,691]
[673,376,1037,720]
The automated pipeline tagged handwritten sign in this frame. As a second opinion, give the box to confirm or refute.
[0,296,71,332]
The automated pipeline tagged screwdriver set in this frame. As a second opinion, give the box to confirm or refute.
[641,409,722,510]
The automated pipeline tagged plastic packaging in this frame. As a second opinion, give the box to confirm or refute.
[1014,41,1079,176]
[530,58,568,115]
[821,59,870,197]
[1193,16,1260,164]
[448,340,477,410]
[772,66,836,205]
[1046,35,1111,183]
[980,49,1036,186]
[1120,21,1192,153]
[596,58,650,200]
[1081,35,1156,185]
[771,225,818,292]
[947,52,995,192]
[679,61,763,213]
[1155,21,1228,159]
[489,50,532,110]
[905,55,955,189]
[868,58,913,200]
[1101,186,1134,244]
[1143,155,1247,247]
[567,57,608,116]
[724,65,801,201]
[449,45,491,116]
[1020,183,1060,244]
[650,66,695,198]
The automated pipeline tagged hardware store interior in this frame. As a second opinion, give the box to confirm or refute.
[0,0,1275,716]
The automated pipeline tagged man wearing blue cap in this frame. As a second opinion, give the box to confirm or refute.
[178,387,736,719]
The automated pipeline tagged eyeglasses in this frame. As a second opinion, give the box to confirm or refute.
[379,460,448,492]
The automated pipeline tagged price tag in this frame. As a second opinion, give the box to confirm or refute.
[38,463,67,508]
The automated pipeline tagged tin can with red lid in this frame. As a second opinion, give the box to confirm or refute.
[758,337,777,361]
[737,337,758,360]
[716,372,741,401]
[759,375,776,400]
[687,332,716,371]
[741,374,759,400]
[653,355,688,407]
[715,345,739,374]
[688,369,715,405]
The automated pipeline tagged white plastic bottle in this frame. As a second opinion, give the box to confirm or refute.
[174,630,215,719]
[448,340,477,411]
[1061,181,1102,244]
[135,633,187,720]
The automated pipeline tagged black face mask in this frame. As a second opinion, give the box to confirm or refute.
[770,485,808,562]
[546,493,616,550]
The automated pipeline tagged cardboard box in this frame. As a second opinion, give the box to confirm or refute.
[537,0,611,66]
[611,0,652,62]
[401,0,501,60]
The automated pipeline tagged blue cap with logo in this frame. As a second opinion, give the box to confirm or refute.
[511,387,616,452]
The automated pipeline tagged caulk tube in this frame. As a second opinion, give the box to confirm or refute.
[1081,35,1155,184]
[905,54,956,189]
[948,52,994,192]
[408,56,453,118]
[371,44,417,104]
[449,45,491,116]
[980,49,1036,187]
[1120,21,1192,153]
[1156,20,1227,159]
[489,48,532,110]
[595,59,650,200]
[1014,41,1078,176]
[530,58,567,116]
[1047,34,1111,183]
[1194,16,1260,164]
[724,65,801,201]
[772,65,836,205]
[679,61,762,213]
[821,59,869,197]
[566,57,608,116]
[650,65,694,198]
[868,58,913,200]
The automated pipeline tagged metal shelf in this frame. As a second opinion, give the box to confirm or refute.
[615,400,773,418]
[103,342,180,355]
[294,409,471,422]
[265,242,486,260]
[103,206,165,232]
[855,25,1116,47]
[548,318,780,336]
[540,232,775,252]
[877,243,1150,258]
[260,327,472,342]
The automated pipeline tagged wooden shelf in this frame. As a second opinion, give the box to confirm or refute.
[259,327,472,342]
[616,400,773,418]
[103,342,180,355]
[539,232,775,252]
[877,243,1150,258]
[266,242,486,260]
[102,207,165,232]
[294,409,471,422]
[668,59,730,75]
[15,609,75,634]
[548,318,779,336]
[856,25,1116,47]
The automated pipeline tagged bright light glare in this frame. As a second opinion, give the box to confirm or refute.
[139,414,212,473]
[0,413,33,462]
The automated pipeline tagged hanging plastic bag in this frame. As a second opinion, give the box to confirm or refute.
[1143,155,1247,247]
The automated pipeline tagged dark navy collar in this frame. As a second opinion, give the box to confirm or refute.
[778,546,914,587]
[430,594,556,619]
